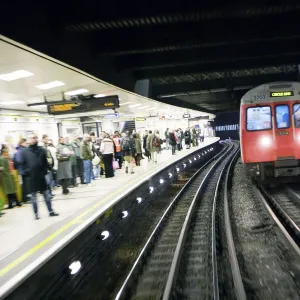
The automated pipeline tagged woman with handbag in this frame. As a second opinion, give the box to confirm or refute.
[56,137,73,195]
[100,134,115,178]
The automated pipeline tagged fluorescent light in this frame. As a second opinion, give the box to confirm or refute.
[128,104,142,108]
[146,107,157,111]
[65,89,88,96]
[119,102,132,106]
[36,81,65,90]
[32,104,47,108]
[138,106,150,110]
[94,94,106,98]
[0,101,26,105]
[0,70,34,81]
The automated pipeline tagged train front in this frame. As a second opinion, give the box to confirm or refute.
[240,81,300,182]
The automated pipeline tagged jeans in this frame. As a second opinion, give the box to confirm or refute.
[31,191,53,216]
[76,158,84,184]
[71,164,77,186]
[83,160,92,184]
[166,138,170,150]
[171,144,176,155]
[94,165,101,178]
[151,151,158,163]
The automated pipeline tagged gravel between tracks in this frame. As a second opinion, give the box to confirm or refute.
[229,159,300,300]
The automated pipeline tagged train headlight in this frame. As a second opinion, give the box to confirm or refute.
[259,136,272,147]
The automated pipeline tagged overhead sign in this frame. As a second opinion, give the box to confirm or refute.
[135,117,146,122]
[105,113,119,118]
[270,91,294,97]
[47,95,119,115]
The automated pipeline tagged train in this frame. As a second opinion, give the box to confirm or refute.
[240,81,300,182]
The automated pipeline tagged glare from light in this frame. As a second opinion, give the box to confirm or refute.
[121,211,129,218]
[260,136,272,147]
[65,89,88,96]
[176,167,180,172]
[136,197,142,203]
[119,102,132,106]
[0,101,26,105]
[160,179,164,184]
[205,151,207,154]
[194,157,196,160]
[69,261,81,275]
[0,70,34,81]
[189,160,192,163]
[128,104,142,108]
[149,186,154,193]
[168,173,172,178]
[198,154,201,158]
[101,230,110,240]
[94,93,106,98]
[35,81,65,90]
[183,163,187,168]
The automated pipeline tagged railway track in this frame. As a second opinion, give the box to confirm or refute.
[115,142,241,300]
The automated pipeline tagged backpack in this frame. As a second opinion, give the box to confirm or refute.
[122,138,131,151]
[153,137,160,147]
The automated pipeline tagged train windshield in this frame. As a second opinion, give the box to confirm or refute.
[275,105,290,129]
[294,104,300,128]
[246,106,272,131]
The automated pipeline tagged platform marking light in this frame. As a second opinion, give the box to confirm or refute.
[121,211,129,218]
[136,197,142,203]
[183,163,187,168]
[149,186,154,193]
[69,261,81,275]
[198,154,201,158]
[160,179,164,184]
[169,173,173,178]
[189,160,192,164]
[176,167,180,172]
[101,231,110,240]
[194,157,197,161]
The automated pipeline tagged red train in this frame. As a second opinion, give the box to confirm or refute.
[240,81,300,182]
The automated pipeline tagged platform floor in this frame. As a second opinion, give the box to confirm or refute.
[0,137,218,298]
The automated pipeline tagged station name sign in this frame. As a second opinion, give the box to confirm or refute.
[47,95,119,115]
[270,91,294,97]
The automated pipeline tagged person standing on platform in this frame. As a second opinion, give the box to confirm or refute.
[143,130,151,162]
[199,128,205,143]
[121,132,136,174]
[100,134,115,178]
[176,129,181,151]
[169,130,177,155]
[64,137,77,187]
[47,139,58,189]
[13,138,30,202]
[147,131,160,163]
[72,134,84,185]
[133,133,142,166]
[113,132,123,169]
[165,128,170,150]
[57,137,73,195]
[184,129,191,149]
[21,134,58,219]
[81,134,94,186]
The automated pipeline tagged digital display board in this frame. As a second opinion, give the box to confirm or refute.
[270,91,294,97]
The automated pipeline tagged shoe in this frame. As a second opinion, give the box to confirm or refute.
[125,167,128,174]
[69,185,75,188]
[131,171,135,174]
[35,214,40,220]
[50,212,59,217]
[16,202,22,207]
[87,183,94,187]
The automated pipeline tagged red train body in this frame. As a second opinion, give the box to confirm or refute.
[240,81,300,182]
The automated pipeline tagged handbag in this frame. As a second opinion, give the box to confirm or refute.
[92,155,100,166]
[113,160,119,170]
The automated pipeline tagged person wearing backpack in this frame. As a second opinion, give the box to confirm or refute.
[147,130,160,163]
[113,132,123,169]
[121,132,136,174]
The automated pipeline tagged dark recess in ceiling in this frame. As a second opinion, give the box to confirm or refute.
[1,2,300,113]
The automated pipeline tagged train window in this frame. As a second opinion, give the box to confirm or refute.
[246,106,272,131]
[293,104,300,128]
[275,105,290,129]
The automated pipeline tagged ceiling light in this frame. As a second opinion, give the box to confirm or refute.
[146,107,157,111]
[128,104,142,108]
[0,101,26,105]
[94,94,106,98]
[65,89,88,96]
[138,106,150,110]
[119,102,132,106]
[0,70,34,81]
[35,81,65,90]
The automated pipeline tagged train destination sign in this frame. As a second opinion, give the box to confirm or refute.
[47,95,119,115]
[270,91,294,97]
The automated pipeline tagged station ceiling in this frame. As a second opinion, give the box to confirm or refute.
[1,2,300,113]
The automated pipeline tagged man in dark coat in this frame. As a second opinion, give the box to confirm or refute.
[22,134,59,219]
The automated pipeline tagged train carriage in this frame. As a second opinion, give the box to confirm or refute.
[240,81,300,182]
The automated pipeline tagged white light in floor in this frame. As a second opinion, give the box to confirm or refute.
[35,81,65,90]
[65,88,88,96]
[168,173,172,178]
[101,231,110,240]
[149,186,154,193]
[189,160,192,163]
[194,157,196,160]
[205,151,207,154]
[121,211,129,218]
[69,261,81,275]
[160,179,164,184]
[176,167,180,172]
[183,163,187,168]
[198,155,201,158]
[0,70,34,81]
[136,197,142,203]
[94,93,106,98]
[0,101,26,105]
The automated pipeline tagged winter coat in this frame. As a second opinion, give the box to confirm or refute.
[0,155,16,195]
[72,141,81,159]
[21,144,48,193]
[134,138,142,154]
[121,136,136,157]
[184,131,191,143]
[100,138,114,154]
[80,141,93,160]
[48,146,58,170]
[65,143,76,166]
[56,143,72,180]
[13,146,26,175]
[175,132,181,144]
[147,133,159,152]
[169,132,177,145]
[143,135,148,149]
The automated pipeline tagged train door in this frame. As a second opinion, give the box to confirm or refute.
[274,104,294,158]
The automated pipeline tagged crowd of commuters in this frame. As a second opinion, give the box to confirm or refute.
[0,127,207,219]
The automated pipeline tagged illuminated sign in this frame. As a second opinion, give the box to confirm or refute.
[270,91,294,97]
[135,117,146,121]
[49,103,80,112]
